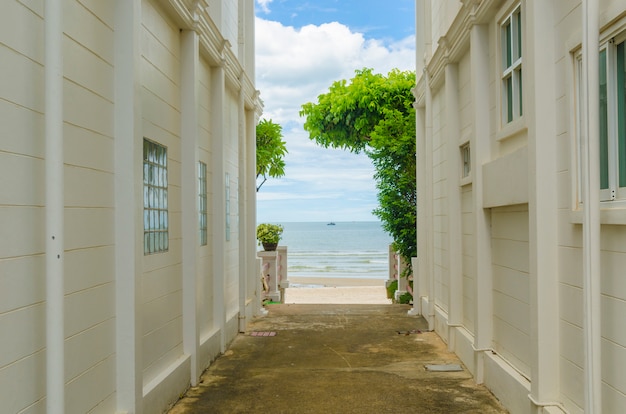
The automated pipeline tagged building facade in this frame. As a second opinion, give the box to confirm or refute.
[0,0,262,413]
[414,1,626,413]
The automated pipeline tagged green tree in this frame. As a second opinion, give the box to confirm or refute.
[300,68,417,263]
[256,119,288,192]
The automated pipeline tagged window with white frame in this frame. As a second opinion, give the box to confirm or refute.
[198,161,208,246]
[578,34,626,202]
[143,139,169,254]
[500,5,523,125]
[600,36,626,201]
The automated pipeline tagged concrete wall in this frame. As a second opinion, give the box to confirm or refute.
[414,0,626,412]
[0,1,261,413]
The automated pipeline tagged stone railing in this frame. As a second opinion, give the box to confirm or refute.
[387,245,415,303]
[257,246,288,303]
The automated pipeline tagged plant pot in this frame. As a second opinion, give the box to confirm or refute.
[262,242,278,251]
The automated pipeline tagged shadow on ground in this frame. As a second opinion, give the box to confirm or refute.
[168,304,508,414]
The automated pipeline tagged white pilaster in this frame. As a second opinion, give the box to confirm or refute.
[181,28,201,385]
[247,107,261,316]
[211,60,227,352]
[445,62,463,351]
[525,1,561,410]
[413,104,429,319]
[423,69,435,330]
[114,0,143,412]
[470,23,493,383]
[238,76,248,332]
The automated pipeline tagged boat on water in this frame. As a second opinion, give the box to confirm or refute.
[327,222,336,226]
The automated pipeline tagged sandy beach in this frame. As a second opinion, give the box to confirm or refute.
[284,276,392,304]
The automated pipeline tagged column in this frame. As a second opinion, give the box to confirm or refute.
[237,76,246,331]
[114,0,143,412]
[445,62,463,351]
[411,104,428,318]
[470,23,493,383]
[424,69,435,330]
[211,58,227,352]
[258,251,281,302]
[526,1,561,409]
[181,28,200,384]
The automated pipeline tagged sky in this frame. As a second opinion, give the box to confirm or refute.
[254,0,416,223]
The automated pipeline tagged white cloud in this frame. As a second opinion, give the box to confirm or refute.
[255,18,415,126]
[255,0,273,14]
[255,17,415,222]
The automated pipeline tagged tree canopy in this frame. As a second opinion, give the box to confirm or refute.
[300,68,417,263]
[256,119,287,192]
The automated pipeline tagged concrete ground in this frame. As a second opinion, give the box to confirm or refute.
[168,304,508,414]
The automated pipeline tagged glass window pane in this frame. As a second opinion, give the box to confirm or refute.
[518,68,523,117]
[617,41,626,187]
[516,10,522,59]
[599,49,609,190]
[507,76,513,123]
[505,21,512,67]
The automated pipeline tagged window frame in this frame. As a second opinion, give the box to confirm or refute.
[461,142,471,179]
[575,30,626,206]
[198,161,208,246]
[499,5,523,127]
[143,138,169,255]
[497,2,524,128]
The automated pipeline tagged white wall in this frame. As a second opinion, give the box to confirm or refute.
[416,0,626,413]
[0,0,261,413]
[140,0,184,387]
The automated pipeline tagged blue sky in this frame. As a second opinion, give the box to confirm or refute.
[255,0,415,223]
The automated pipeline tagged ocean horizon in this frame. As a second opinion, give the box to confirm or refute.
[273,221,394,281]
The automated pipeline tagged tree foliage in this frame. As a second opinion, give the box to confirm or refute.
[300,68,417,263]
[256,119,287,192]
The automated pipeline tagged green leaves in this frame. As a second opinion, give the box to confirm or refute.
[256,119,288,192]
[300,68,417,265]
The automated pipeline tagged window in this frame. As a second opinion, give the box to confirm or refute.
[577,33,626,203]
[599,37,626,201]
[501,6,523,125]
[143,139,169,254]
[461,143,471,178]
[225,172,230,241]
[198,161,208,246]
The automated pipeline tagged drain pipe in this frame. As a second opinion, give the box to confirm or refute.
[45,0,65,413]
[581,0,601,412]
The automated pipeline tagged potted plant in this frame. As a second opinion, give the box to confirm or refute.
[256,223,283,251]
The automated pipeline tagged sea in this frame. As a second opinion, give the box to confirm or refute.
[276,221,393,282]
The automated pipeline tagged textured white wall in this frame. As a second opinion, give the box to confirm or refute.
[432,89,450,313]
[198,57,216,339]
[140,0,184,386]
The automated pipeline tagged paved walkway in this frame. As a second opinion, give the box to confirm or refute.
[168,304,508,414]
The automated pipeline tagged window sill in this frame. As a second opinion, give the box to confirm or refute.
[496,117,527,142]
[570,206,626,225]
[459,176,472,187]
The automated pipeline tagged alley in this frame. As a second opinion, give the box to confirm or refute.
[168,304,507,413]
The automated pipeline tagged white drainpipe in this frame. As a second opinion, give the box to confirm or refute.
[45,0,64,413]
[581,0,601,412]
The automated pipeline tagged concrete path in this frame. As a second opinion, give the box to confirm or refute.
[168,304,508,414]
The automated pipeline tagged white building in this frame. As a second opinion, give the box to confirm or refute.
[414,0,626,412]
[0,0,262,413]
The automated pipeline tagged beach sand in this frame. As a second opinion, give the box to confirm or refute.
[284,276,392,304]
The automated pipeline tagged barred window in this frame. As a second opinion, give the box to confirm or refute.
[198,161,208,246]
[143,139,169,254]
